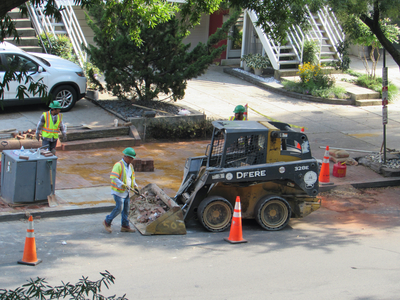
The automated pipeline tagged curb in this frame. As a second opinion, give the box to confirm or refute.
[0,204,114,222]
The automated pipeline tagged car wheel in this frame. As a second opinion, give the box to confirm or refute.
[197,196,233,232]
[52,85,77,112]
[254,196,291,231]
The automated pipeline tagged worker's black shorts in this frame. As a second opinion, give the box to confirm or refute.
[42,140,57,151]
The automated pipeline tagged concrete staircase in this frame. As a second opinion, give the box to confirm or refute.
[59,125,141,151]
[5,8,42,53]
[244,6,344,75]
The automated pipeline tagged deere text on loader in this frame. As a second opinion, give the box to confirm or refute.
[173,120,320,232]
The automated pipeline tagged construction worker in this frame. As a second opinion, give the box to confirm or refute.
[103,147,138,233]
[35,100,66,155]
[229,105,246,121]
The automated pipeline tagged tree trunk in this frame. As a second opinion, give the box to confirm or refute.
[360,10,400,69]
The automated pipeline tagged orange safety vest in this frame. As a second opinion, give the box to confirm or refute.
[110,160,135,192]
[42,111,62,139]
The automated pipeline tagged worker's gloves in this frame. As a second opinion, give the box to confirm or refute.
[35,134,40,141]
[134,187,140,194]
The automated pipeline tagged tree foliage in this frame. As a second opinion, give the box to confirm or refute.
[86,4,240,103]
[230,0,400,68]
[342,16,400,78]
[0,271,126,299]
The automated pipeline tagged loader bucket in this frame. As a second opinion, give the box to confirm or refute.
[128,183,186,235]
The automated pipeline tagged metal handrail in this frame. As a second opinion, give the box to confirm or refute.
[26,3,53,54]
[25,0,87,67]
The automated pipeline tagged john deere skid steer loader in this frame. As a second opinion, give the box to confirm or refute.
[173,120,320,232]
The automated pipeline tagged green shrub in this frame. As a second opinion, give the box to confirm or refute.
[302,40,319,64]
[282,79,348,99]
[38,33,74,61]
[147,119,214,140]
[354,74,398,102]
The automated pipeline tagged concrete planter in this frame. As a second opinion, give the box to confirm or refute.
[254,68,263,76]
[243,62,251,72]
[86,90,99,100]
[128,106,206,140]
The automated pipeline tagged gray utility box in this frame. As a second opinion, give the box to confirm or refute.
[1,149,57,203]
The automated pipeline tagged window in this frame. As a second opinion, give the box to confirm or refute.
[5,54,38,72]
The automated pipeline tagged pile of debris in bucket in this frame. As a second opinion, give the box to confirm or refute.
[129,192,170,224]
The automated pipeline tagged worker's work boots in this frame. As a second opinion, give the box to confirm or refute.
[103,220,112,233]
[121,225,136,233]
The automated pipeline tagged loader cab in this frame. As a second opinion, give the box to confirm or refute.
[208,121,268,169]
[207,121,312,169]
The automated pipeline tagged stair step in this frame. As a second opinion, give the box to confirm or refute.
[4,37,38,46]
[355,99,382,106]
[279,60,300,65]
[276,68,299,77]
[277,46,293,50]
[320,58,340,62]
[22,46,44,53]
[278,52,296,57]
[320,52,336,55]
[12,19,33,27]
[15,28,36,37]
[61,136,140,151]
[54,30,68,34]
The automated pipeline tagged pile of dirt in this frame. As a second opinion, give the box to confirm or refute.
[95,100,180,119]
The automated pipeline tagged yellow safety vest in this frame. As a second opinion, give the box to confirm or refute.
[42,111,62,139]
[229,116,246,121]
[110,160,135,192]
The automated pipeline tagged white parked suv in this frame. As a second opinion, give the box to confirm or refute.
[0,42,86,112]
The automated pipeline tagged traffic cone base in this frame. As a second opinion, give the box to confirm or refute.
[224,196,248,244]
[18,259,42,266]
[18,216,41,266]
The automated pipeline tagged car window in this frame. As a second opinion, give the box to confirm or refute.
[31,54,51,67]
[5,54,38,72]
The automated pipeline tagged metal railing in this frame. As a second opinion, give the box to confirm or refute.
[27,0,87,67]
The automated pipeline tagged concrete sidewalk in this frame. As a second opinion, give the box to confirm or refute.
[1,55,400,222]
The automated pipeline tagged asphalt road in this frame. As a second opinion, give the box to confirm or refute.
[1,186,400,300]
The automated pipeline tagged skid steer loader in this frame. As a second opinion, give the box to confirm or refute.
[129,120,320,234]
[173,120,320,232]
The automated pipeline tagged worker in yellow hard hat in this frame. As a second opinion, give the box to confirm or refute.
[229,105,246,121]
[103,147,138,233]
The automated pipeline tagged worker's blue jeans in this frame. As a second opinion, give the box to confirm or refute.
[105,194,130,227]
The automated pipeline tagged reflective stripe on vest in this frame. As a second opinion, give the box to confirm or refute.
[110,161,126,192]
[42,111,62,139]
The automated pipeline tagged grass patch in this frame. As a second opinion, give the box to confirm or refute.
[342,72,399,102]
[282,80,349,99]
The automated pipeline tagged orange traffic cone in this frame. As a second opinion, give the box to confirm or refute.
[224,196,248,244]
[18,216,42,266]
[244,104,248,121]
[297,127,305,150]
[318,146,332,185]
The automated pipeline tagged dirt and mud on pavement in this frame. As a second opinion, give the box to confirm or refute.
[316,185,400,232]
